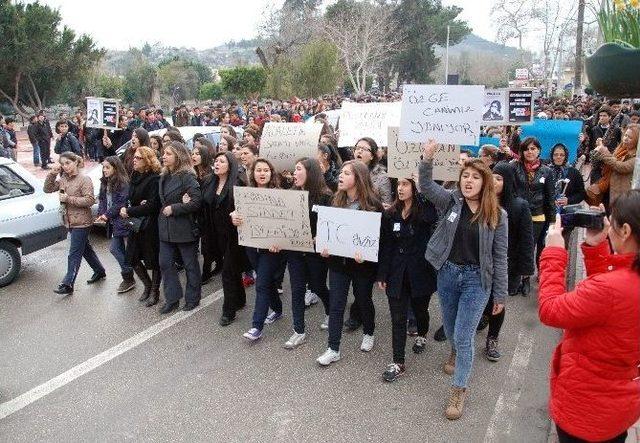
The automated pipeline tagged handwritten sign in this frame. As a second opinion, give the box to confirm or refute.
[338,101,401,147]
[387,127,459,181]
[260,122,323,172]
[399,85,483,145]
[86,97,120,130]
[233,187,314,252]
[315,206,381,263]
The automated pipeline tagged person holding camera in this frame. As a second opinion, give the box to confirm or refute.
[44,152,106,295]
[540,191,640,443]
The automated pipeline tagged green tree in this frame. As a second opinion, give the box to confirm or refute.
[157,59,200,104]
[392,0,470,84]
[293,40,342,97]
[265,59,295,99]
[199,82,223,101]
[219,66,267,99]
[122,56,157,105]
[0,1,104,117]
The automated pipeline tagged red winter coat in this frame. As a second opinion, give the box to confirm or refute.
[539,241,640,441]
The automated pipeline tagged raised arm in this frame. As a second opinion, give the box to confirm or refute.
[418,139,453,211]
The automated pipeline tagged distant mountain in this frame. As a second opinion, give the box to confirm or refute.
[435,34,522,58]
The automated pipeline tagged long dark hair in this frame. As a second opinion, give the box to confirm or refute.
[133,127,150,148]
[387,178,422,222]
[318,142,343,168]
[100,156,129,193]
[213,151,239,198]
[332,160,382,211]
[293,157,331,204]
[249,158,279,188]
[193,143,214,179]
[610,189,640,273]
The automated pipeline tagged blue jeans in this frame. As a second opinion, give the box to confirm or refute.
[159,240,201,305]
[246,248,285,331]
[62,227,105,287]
[109,236,132,274]
[287,251,330,334]
[328,269,375,352]
[437,261,490,388]
[32,142,40,165]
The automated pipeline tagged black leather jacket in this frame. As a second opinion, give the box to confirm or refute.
[511,161,556,221]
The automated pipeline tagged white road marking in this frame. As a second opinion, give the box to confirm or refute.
[0,289,223,421]
[483,329,535,443]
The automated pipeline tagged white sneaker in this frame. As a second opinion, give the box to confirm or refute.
[320,315,330,330]
[305,289,319,306]
[316,348,341,366]
[360,334,375,352]
[283,332,306,349]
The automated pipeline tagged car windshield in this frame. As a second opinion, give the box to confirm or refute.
[0,166,34,200]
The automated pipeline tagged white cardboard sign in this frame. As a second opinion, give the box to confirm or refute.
[338,101,401,147]
[399,85,483,146]
[86,96,120,130]
[233,187,314,252]
[315,206,381,263]
[260,122,323,172]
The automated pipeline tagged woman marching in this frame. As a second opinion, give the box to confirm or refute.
[282,158,333,349]
[377,177,438,381]
[419,139,508,420]
[96,156,134,294]
[157,142,203,314]
[44,152,106,295]
[316,160,383,366]
[231,158,286,340]
[119,146,162,307]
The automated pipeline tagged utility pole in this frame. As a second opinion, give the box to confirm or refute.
[444,25,450,84]
[574,0,586,95]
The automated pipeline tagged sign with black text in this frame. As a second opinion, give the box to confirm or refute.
[86,97,120,130]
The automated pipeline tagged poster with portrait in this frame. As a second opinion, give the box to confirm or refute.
[85,97,120,130]
[482,90,508,125]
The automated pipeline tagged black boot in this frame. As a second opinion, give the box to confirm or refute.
[134,264,152,302]
[145,270,161,307]
[434,325,447,342]
[117,271,136,294]
[87,271,106,284]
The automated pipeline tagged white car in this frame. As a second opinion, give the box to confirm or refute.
[0,157,67,287]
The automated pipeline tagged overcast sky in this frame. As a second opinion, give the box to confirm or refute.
[34,0,508,52]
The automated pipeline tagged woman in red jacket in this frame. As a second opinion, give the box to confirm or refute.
[540,190,640,443]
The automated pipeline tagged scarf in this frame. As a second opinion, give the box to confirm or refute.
[598,143,631,193]
[523,159,541,181]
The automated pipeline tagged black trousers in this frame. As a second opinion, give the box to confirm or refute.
[556,425,627,443]
[220,241,246,318]
[482,294,505,339]
[532,220,548,270]
[387,274,430,364]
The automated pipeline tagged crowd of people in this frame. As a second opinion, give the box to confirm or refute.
[16,90,640,439]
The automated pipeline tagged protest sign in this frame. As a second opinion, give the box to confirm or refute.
[86,97,120,130]
[315,206,381,263]
[515,68,529,80]
[338,101,401,147]
[508,89,534,125]
[260,122,323,172]
[233,187,314,253]
[520,119,583,163]
[482,89,508,124]
[399,85,483,146]
[386,127,459,181]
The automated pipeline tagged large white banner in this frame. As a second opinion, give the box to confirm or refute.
[399,85,483,145]
[260,122,323,172]
[315,206,381,263]
[233,187,314,252]
[338,101,401,147]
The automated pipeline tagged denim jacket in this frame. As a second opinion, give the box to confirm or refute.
[418,160,509,303]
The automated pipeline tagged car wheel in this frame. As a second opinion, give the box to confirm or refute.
[0,240,21,287]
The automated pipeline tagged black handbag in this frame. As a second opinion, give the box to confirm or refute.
[127,216,148,233]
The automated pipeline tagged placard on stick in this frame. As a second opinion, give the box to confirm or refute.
[233,187,314,252]
[315,206,381,263]
[260,122,323,172]
[338,101,401,147]
[387,127,459,181]
[86,97,120,130]
[399,85,483,146]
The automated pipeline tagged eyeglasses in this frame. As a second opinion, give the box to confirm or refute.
[354,146,371,153]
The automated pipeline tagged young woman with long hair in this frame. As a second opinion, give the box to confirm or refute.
[96,156,134,293]
[157,141,203,314]
[44,152,106,295]
[120,146,162,307]
[231,158,286,340]
[317,142,342,192]
[540,191,640,442]
[419,139,508,420]
[316,160,383,366]
[376,177,438,381]
[282,158,333,349]
[124,128,150,175]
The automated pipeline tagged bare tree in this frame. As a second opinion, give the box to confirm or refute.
[491,0,536,61]
[574,0,586,92]
[323,2,403,95]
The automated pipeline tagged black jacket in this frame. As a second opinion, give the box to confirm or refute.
[323,161,339,192]
[27,123,39,145]
[54,133,82,155]
[377,196,437,299]
[549,165,586,205]
[511,161,556,221]
[158,171,202,243]
[126,172,161,269]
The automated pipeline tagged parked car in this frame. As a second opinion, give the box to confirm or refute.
[0,157,67,287]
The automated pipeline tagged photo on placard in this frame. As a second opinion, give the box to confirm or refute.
[86,98,101,127]
[482,90,507,123]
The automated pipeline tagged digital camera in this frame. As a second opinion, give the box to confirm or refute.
[560,204,605,230]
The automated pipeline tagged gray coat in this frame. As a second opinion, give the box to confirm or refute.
[370,164,393,205]
[418,161,509,303]
[158,171,202,243]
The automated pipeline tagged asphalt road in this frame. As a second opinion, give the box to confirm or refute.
[0,232,560,442]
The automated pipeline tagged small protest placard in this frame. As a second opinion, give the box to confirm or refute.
[260,122,323,172]
[315,206,381,263]
[86,97,120,130]
[482,89,508,125]
[399,85,483,146]
[233,187,314,252]
[508,89,534,125]
[338,101,402,147]
[432,144,460,182]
